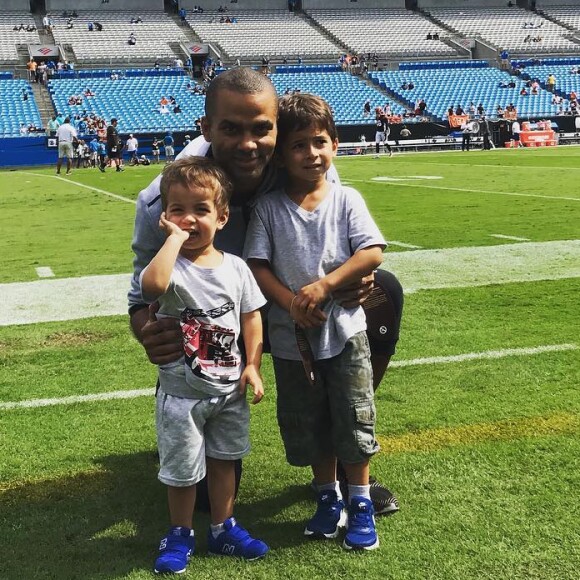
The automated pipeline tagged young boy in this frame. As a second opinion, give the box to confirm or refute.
[243,94,386,551]
[140,157,269,574]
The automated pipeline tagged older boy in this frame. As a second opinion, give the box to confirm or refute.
[244,94,385,550]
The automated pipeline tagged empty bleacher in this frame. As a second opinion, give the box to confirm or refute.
[186,10,342,60]
[48,71,205,134]
[0,11,40,64]
[306,9,461,59]
[370,62,565,121]
[50,11,187,64]
[539,5,580,32]
[0,76,42,137]
[428,7,579,54]
[270,68,409,125]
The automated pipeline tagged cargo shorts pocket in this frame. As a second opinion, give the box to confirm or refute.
[353,401,379,457]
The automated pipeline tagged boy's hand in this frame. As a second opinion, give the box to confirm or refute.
[332,273,374,308]
[296,279,330,310]
[240,364,264,404]
[159,212,189,242]
[291,306,327,329]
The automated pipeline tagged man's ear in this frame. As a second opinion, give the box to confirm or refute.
[331,138,339,157]
[200,116,211,143]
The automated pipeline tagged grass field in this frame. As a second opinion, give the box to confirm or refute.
[1,148,579,579]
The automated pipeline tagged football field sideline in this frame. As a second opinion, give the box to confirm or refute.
[1,239,578,326]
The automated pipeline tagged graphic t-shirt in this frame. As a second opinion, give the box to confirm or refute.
[141,252,265,398]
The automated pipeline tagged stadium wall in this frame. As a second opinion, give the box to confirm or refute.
[45,0,164,11]
[0,0,30,10]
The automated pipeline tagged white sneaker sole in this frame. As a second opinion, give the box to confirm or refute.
[304,509,347,539]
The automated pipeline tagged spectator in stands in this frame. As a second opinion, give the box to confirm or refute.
[20,123,28,136]
[363,100,371,118]
[128,33,137,46]
[179,7,187,23]
[546,74,556,93]
[174,57,183,69]
[520,87,528,96]
[94,22,103,32]
[66,18,74,29]
[531,80,539,95]
[42,15,52,32]
[26,23,37,32]
[55,117,77,175]
[447,105,454,117]
[88,21,94,31]
[477,103,485,117]
[496,105,505,117]
[455,104,464,115]
[26,58,37,83]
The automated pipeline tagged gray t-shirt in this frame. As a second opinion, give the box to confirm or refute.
[140,252,266,399]
[243,184,386,361]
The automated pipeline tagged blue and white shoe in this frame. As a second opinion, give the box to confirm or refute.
[207,517,269,560]
[343,496,379,551]
[304,489,347,539]
[154,526,195,574]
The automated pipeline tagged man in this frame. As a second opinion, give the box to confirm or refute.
[46,115,59,136]
[101,118,123,172]
[125,134,139,165]
[461,120,472,152]
[128,68,403,515]
[55,117,77,175]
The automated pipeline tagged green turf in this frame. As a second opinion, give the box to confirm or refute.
[1,148,579,579]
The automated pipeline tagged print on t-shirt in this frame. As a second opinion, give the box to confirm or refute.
[180,303,240,383]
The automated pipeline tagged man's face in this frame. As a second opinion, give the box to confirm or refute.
[201,89,277,194]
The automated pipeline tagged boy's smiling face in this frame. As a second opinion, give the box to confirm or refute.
[165,183,228,256]
[278,124,338,187]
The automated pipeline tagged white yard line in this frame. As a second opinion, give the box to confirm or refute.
[350,178,580,202]
[1,240,579,326]
[20,171,136,204]
[390,343,578,368]
[489,234,531,242]
[387,241,423,249]
[1,343,575,411]
[35,267,54,278]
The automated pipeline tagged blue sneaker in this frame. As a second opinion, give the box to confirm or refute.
[207,517,269,560]
[343,496,379,551]
[154,526,195,574]
[304,489,347,539]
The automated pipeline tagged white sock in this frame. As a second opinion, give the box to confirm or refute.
[348,484,371,500]
[210,522,225,538]
[317,480,343,501]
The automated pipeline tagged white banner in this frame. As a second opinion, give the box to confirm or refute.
[29,45,60,57]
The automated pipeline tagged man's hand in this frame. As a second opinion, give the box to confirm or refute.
[240,364,264,404]
[332,272,375,308]
[135,302,183,365]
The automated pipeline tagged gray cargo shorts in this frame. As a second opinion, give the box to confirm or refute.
[273,332,379,467]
